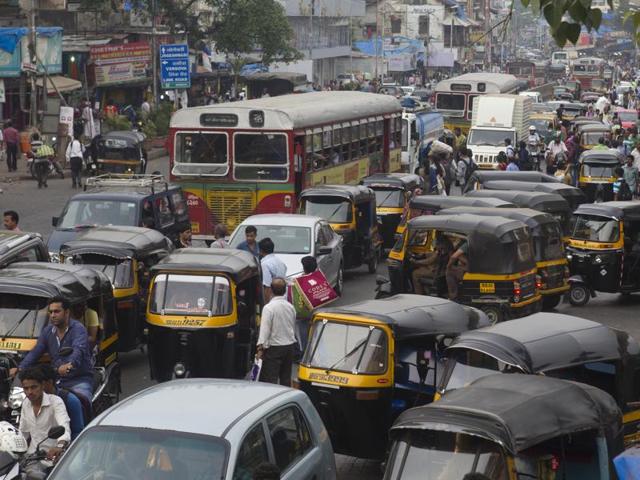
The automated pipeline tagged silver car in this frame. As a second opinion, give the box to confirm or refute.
[229,214,344,294]
[48,380,337,480]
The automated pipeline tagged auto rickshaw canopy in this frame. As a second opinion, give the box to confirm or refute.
[391,373,622,454]
[0,262,113,303]
[150,248,259,284]
[408,195,515,211]
[579,149,625,165]
[574,201,640,222]
[578,123,611,135]
[448,313,640,373]
[481,180,587,209]
[315,294,489,342]
[97,130,146,148]
[463,170,559,193]
[406,214,536,274]
[361,173,423,191]
[466,190,571,215]
[60,226,173,260]
[300,184,376,204]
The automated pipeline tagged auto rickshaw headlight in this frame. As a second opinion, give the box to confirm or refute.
[49,252,60,263]
[173,363,187,378]
[594,255,603,264]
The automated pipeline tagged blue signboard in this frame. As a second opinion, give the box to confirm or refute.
[160,43,191,89]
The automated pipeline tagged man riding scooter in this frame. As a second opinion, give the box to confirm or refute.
[29,133,63,188]
[527,125,543,171]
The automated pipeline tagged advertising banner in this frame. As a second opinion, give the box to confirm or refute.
[20,27,63,74]
[288,270,337,319]
[91,41,151,86]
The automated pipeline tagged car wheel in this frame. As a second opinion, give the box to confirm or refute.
[480,305,503,325]
[334,265,344,296]
[569,284,590,306]
[368,250,378,274]
[542,294,562,310]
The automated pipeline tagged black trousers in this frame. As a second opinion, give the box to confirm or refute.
[259,343,295,386]
[6,143,17,171]
[70,156,83,187]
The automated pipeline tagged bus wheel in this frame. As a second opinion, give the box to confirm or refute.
[568,284,590,307]
[480,305,503,325]
[542,294,562,310]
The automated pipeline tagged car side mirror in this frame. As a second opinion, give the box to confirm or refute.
[317,246,332,255]
[52,216,59,227]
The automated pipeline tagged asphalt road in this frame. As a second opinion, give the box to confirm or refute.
[3,156,640,479]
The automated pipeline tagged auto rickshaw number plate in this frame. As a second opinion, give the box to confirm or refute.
[480,283,496,293]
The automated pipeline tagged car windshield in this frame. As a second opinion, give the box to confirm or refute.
[150,274,232,316]
[303,321,388,375]
[0,294,50,339]
[57,200,138,229]
[65,254,133,289]
[303,197,352,223]
[386,430,507,479]
[618,111,637,122]
[229,225,312,255]
[374,189,404,208]
[467,129,515,147]
[439,349,511,392]
[49,426,227,480]
[583,164,615,178]
[572,215,620,243]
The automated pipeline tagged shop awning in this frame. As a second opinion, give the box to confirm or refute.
[36,75,82,93]
[443,15,478,27]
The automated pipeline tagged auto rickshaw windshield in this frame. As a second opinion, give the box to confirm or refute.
[302,321,388,374]
[583,164,615,178]
[373,189,404,208]
[150,274,232,316]
[65,255,134,289]
[582,132,607,145]
[387,430,507,479]
[572,215,620,243]
[439,349,511,392]
[0,294,49,338]
[303,197,353,223]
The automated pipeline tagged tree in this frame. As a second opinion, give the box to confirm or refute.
[210,0,302,66]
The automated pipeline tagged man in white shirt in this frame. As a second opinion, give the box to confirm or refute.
[259,237,287,302]
[256,278,297,386]
[19,367,71,459]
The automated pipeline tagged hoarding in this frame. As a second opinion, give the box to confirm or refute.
[90,41,151,86]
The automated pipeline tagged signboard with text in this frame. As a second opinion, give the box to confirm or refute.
[160,43,191,90]
[90,41,151,86]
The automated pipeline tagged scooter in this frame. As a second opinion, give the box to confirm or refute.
[0,424,66,480]
[526,142,544,171]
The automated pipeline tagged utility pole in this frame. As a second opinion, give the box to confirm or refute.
[484,0,491,69]
[375,0,379,80]
[28,0,37,128]
[152,0,158,106]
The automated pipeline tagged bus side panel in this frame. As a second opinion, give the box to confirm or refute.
[256,185,297,215]
[183,184,212,238]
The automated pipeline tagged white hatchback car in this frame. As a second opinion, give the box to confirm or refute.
[48,380,337,480]
[229,214,344,294]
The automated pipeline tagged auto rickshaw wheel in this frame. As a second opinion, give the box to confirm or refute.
[568,284,590,307]
[368,249,379,274]
[480,305,503,325]
[542,294,562,310]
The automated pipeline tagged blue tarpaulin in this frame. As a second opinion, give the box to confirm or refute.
[614,446,640,480]
[354,36,425,57]
[0,27,27,54]
[240,63,268,76]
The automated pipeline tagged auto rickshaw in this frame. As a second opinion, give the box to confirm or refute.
[360,173,423,249]
[578,149,624,202]
[383,214,542,323]
[480,179,588,210]
[465,189,574,239]
[0,262,121,420]
[439,207,569,309]
[395,195,516,236]
[297,294,490,460]
[93,131,148,174]
[59,226,174,352]
[463,170,559,194]
[567,201,640,306]
[571,116,602,130]
[146,248,261,381]
[385,374,623,479]
[438,313,640,447]
[299,185,382,273]
[578,123,612,150]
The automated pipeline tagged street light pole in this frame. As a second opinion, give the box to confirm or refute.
[152,0,158,106]
[28,0,37,128]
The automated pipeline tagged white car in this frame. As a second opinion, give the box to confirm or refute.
[229,214,344,294]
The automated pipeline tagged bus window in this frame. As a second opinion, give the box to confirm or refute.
[174,133,228,175]
[436,93,465,112]
[233,133,288,181]
[360,123,368,156]
[341,126,351,161]
[467,95,478,120]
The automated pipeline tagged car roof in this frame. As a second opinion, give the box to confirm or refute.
[238,214,324,227]
[92,379,298,438]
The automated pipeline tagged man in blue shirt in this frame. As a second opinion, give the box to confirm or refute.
[12,297,94,405]
[39,364,85,439]
[236,225,259,257]
[259,237,287,302]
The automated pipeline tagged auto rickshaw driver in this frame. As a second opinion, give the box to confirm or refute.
[446,238,469,300]
[410,235,452,295]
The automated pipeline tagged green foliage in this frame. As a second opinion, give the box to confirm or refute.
[104,115,132,133]
[144,103,173,138]
[519,0,613,47]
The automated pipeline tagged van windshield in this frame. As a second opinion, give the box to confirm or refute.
[57,200,138,229]
[572,215,620,243]
[303,321,387,375]
[468,129,515,147]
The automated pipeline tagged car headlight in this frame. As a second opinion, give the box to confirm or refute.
[49,252,60,263]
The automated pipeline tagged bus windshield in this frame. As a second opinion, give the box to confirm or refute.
[174,132,228,176]
[303,197,352,223]
[572,215,620,243]
[468,129,515,147]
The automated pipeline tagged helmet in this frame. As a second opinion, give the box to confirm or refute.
[0,422,27,459]
[529,125,536,131]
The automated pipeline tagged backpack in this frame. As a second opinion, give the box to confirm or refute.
[465,157,478,182]
[619,179,633,201]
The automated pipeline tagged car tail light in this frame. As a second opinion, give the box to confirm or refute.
[513,280,521,303]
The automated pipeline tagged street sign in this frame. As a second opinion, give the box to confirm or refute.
[160,43,191,90]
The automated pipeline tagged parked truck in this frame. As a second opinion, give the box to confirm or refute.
[401,110,444,173]
[467,94,532,170]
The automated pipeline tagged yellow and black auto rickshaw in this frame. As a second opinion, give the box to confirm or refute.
[479,179,588,211]
[146,248,262,381]
[385,374,623,479]
[438,313,640,448]
[381,214,542,323]
[567,201,640,306]
[299,185,383,273]
[578,123,612,150]
[462,170,559,194]
[298,294,490,460]
[60,226,174,352]
[0,262,121,420]
[93,131,148,174]
[577,149,624,203]
[440,207,569,310]
[360,173,423,249]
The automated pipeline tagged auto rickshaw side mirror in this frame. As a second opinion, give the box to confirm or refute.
[436,334,454,349]
[52,216,59,227]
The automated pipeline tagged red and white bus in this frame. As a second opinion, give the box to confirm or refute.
[168,91,403,240]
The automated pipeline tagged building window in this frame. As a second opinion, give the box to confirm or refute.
[418,15,429,36]
[391,17,402,34]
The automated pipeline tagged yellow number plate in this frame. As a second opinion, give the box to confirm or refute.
[479,283,496,294]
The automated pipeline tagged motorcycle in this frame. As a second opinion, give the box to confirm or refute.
[526,141,543,171]
[0,423,66,480]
